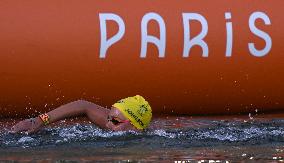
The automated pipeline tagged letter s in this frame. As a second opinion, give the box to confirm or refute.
[248,12,272,57]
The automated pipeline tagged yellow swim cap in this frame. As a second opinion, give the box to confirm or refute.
[112,95,152,130]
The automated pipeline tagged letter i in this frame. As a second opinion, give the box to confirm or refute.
[225,12,233,57]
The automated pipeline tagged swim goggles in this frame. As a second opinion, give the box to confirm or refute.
[107,115,130,125]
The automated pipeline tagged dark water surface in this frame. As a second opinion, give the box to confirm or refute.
[1,115,284,162]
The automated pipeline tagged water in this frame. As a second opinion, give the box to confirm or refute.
[1,115,284,162]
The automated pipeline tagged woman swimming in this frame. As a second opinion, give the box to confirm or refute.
[10,95,152,134]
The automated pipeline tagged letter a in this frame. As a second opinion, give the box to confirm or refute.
[140,12,166,58]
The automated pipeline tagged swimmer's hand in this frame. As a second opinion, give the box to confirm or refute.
[10,117,43,134]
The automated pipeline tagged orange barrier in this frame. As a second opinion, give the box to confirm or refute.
[0,1,283,117]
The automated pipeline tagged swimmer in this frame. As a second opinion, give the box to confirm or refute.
[10,95,152,134]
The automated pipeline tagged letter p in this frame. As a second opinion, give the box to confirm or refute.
[99,13,125,58]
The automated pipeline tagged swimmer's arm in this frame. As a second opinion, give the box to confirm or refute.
[47,100,110,128]
[12,100,109,133]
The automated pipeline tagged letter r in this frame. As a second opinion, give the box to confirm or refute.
[182,13,209,57]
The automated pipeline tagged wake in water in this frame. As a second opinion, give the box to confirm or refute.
[1,116,284,161]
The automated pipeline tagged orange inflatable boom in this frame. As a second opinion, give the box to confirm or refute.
[0,1,283,117]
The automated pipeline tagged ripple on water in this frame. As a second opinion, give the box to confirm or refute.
[1,118,284,161]
[1,118,284,148]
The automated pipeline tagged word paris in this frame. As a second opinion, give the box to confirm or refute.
[99,12,272,58]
